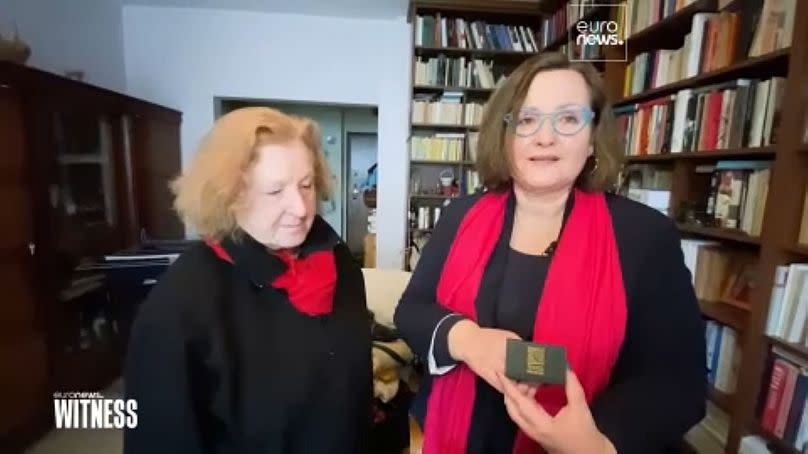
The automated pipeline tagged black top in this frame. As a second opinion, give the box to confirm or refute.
[394,190,708,454]
[123,217,372,454]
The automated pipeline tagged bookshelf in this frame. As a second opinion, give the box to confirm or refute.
[605,0,808,452]
[406,1,612,269]
[406,1,548,269]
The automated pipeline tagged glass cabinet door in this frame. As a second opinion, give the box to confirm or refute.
[47,110,123,262]
[52,112,117,226]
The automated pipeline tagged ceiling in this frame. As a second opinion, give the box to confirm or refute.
[122,0,411,19]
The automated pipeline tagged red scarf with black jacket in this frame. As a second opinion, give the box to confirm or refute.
[422,189,627,454]
[205,218,338,317]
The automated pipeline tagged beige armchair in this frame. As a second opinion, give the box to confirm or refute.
[363,268,417,402]
[362,268,412,328]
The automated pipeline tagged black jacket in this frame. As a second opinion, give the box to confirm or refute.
[394,191,707,453]
[123,217,372,454]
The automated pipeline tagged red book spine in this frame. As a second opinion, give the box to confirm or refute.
[762,359,788,432]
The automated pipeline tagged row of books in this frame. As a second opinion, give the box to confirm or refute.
[410,134,464,162]
[414,14,540,52]
[411,92,462,125]
[468,132,479,162]
[747,0,796,57]
[705,320,741,394]
[464,103,484,127]
[766,263,808,344]
[623,0,702,39]
[615,76,785,157]
[464,170,481,195]
[759,346,808,449]
[623,12,739,97]
[539,0,599,49]
[413,56,504,89]
[682,240,756,305]
[702,161,770,234]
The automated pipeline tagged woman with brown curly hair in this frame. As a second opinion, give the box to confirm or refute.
[395,52,706,454]
[123,107,371,454]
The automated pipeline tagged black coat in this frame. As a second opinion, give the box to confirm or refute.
[123,217,372,454]
[394,191,708,453]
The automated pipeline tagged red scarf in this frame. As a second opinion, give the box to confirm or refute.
[422,189,627,454]
[206,239,336,316]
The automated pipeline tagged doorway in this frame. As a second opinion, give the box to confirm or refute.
[216,99,378,260]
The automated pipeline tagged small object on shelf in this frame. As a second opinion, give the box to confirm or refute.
[0,24,30,64]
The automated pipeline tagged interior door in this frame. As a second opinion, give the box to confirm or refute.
[0,83,49,444]
[345,133,378,258]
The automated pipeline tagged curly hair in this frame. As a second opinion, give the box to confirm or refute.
[171,107,331,239]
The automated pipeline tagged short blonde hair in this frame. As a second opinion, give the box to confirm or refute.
[476,52,624,192]
[171,107,331,239]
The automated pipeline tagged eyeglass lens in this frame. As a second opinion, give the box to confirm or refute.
[514,108,589,136]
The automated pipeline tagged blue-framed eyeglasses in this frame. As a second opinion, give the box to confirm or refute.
[503,106,595,137]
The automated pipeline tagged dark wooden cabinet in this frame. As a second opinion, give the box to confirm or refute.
[0,61,183,452]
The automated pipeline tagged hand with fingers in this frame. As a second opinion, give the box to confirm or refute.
[498,369,617,454]
[447,319,521,393]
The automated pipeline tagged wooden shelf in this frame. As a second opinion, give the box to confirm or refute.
[410,0,545,16]
[708,386,733,413]
[787,244,808,256]
[615,48,790,107]
[625,147,776,162]
[700,299,748,332]
[625,0,718,54]
[414,46,537,61]
[413,85,494,95]
[767,336,808,361]
[678,223,761,245]
[411,123,474,132]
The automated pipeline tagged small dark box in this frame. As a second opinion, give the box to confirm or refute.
[505,339,567,385]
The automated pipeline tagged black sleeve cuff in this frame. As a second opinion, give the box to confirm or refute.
[433,314,465,369]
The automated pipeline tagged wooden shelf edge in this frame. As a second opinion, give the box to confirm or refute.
[615,48,790,107]
[767,336,808,360]
[787,244,808,256]
[413,45,537,58]
[708,386,734,413]
[625,147,776,162]
[699,299,748,332]
[413,85,494,94]
[411,123,473,130]
[410,1,545,16]
[678,223,761,245]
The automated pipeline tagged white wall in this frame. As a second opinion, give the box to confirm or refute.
[122,6,412,269]
[0,0,126,92]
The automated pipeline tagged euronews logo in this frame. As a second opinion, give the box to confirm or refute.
[570,4,628,62]
[53,392,138,429]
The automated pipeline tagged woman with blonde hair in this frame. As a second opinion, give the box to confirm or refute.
[395,52,706,453]
[123,107,371,453]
